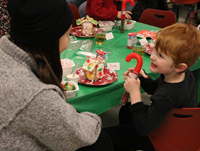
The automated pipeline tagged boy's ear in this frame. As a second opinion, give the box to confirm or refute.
[175,63,187,72]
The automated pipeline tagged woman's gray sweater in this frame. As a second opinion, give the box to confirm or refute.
[0,36,101,151]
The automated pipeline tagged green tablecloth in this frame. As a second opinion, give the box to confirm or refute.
[61,22,200,115]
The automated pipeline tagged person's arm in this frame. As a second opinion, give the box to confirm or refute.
[139,76,159,95]
[129,94,174,135]
[17,89,101,151]
[117,11,132,20]
[126,70,196,136]
[124,73,174,135]
[123,68,159,95]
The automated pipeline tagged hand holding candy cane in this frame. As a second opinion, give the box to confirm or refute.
[120,0,134,33]
[121,53,143,105]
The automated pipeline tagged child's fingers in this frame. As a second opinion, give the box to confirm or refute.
[127,68,134,72]
[140,70,148,79]
[127,72,135,79]
[123,69,134,76]
[123,71,129,75]
[125,14,131,20]
[126,11,132,15]
[123,75,128,79]
[123,71,131,79]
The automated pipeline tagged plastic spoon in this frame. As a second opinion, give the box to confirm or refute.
[73,63,79,78]
[121,53,143,105]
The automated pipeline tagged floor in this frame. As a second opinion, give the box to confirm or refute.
[99,93,151,128]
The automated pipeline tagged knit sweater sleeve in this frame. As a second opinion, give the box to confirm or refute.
[16,89,101,151]
[87,0,118,21]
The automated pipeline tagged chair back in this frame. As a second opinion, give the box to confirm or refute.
[139,9,176,28]
[148,108,200,151]
[170,0,200,5]
[69,4,81,27]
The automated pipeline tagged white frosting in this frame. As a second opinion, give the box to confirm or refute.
[82,57,106,81]
[82,22,93,36]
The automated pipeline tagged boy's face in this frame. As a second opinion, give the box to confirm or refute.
[149,48,175,75]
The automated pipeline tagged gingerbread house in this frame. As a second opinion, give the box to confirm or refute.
[82,56,106,81]
[76,15,97,36]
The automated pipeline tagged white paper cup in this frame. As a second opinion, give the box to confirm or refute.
[61,81,79,99]
[61,59,75,80]
[67,74,79,84]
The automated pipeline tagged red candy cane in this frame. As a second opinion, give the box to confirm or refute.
[120,0,134,33]
[121,53,143,105]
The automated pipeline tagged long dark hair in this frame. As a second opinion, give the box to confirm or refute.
[12,38,65,95]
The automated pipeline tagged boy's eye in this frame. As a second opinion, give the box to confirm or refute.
[159,54,163,58]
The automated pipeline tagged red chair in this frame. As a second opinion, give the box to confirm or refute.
[139,9,176,28]
[69,4,81,27]
[148,108,200,151]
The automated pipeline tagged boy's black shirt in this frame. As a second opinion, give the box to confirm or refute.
[129,70,197,135]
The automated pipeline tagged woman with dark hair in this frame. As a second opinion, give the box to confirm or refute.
[0,0,113,150]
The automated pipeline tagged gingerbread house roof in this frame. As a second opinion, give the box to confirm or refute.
[76,15,97,26]
[82,56,105,72]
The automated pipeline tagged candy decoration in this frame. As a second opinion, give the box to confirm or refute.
[121,0,134,33]
[121,53,143,105]
[99,71,102,77]
[87,74,93,79]
[90,62,94,66]
[62,82,75,91]
[61,84,65,88]
[127,19,131,24]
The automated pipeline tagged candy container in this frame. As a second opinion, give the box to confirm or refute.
[121,53,143,105]
[121,0,134,33]
[61,81,79,99]
[62,82,76,91]
[127,32,137,49]
[96,49,107,60]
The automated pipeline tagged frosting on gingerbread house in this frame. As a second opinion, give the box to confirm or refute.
[82,56,106,81]
[76,15,97,36]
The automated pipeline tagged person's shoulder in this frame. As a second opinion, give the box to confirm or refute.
[185,69,193,76]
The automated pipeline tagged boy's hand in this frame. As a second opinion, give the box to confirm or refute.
[117,11,132,20]
[123,68,148,79]
[124,72,140,93]
[124,72,142,104]
[139,69,148,78]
